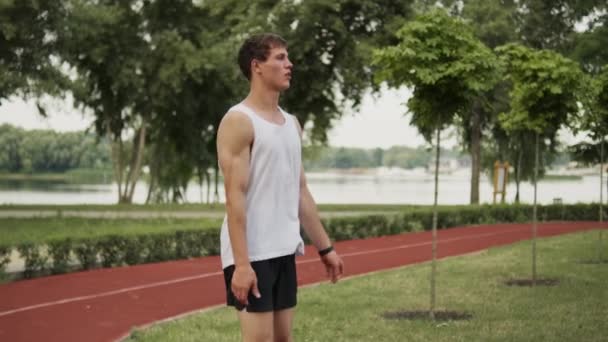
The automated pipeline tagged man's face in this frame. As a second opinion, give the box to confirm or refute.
[253,46,293,91]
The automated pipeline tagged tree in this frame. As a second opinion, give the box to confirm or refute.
[0,124,24,172]
[373,8,498,318]
[460,0,518,49]
[0,124,112,173]
[571,66,608,261]
[457,0,517,204]
[497,43,584,284]
[454,0,607,203]
[138,1,235,203]
[570,17,608,73]
[18,130,84,173]
[0,1,66,105]
[514,0,606,51]
[57,0,149,203]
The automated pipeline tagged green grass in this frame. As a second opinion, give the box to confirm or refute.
[541,174,584,181]
[127,231,608,342]
[0,173,68,181]
[0,203,415,212]
[0,203,227,212]
[0,168,113,182]
[0,217,222,245]
[1,203,512,213]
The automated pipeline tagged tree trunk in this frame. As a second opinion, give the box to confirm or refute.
[599,138,604,262]
[205,170,211,204]
[430,125,440,320]
[470,103,481,204]
[532,133,539,286]
[515,149,522,203]
[197,167,204,203]
[108,133,123,203]
[125,126,146,203]
[122,132,137,202]
[106,122,124,204]
[145,173,155,204]
[145,148,159,204]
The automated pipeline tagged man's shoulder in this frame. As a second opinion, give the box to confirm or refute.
[218,106,254,139]
[283,111,301,133]
[223,102,255,121]
[221,108,251,125]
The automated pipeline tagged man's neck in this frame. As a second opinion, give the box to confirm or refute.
[244,83,281,114]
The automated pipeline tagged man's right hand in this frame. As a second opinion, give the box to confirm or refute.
[231,265,261,305]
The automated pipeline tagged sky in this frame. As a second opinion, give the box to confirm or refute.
[325,86,431,148]
[0,87,433,149]
[0,86,583,149]
[0,94,93,132]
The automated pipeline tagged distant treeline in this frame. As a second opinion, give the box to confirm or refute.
[1,124,573,174]
[303,145,467,170]
[0,124,111,173]
[304,145,572,171]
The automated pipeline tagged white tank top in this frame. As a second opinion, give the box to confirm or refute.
[220,103,305,268]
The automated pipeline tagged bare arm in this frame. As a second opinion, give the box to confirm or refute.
[216,111,259,303]
[299,167,332,250]
[293,116,344,283]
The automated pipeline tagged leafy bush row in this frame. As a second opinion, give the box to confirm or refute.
[3,203,604,279]
[311,203,605,243]
[12,230,219,278]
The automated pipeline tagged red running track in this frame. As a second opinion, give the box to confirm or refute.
[0,221,606,342]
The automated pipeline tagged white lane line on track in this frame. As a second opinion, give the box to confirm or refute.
[334,228,523,259]
[0,227,526,318]
[0,272,224,318]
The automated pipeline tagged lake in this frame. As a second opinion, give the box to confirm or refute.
[0,168,603,205]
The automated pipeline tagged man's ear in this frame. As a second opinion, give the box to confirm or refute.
[251,59,261,76]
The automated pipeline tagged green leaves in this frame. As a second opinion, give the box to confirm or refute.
[0,1,67,101]
[373,8,499,141]
[496,43,584,134]
[268,0,414,142]
[572,66,608,142]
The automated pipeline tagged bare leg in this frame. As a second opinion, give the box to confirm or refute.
[273,308,295,342]
[237,310,274,342]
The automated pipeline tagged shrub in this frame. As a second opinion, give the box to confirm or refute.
[17,243,48,278]
[48,239,73,274]
[201,230,221,256]
[175,231,203,259]
[124,235,146,265]
[146,233,176,263]
[74,239,99,270]
[98,235,127,268]
[0,245,11,278]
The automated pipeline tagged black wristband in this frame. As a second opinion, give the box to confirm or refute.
[318,245,334,257]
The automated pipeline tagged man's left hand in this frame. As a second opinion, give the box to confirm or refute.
[321,251,344,283]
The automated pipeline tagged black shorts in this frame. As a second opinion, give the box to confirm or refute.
[223,254,297,312]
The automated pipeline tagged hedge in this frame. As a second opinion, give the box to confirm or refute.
[314,203,603,243]
[0,245,12,280]
[3,203,605,279]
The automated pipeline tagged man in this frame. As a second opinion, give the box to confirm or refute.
[216,33,345,342]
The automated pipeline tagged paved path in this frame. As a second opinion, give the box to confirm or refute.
[0,221,605,342]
